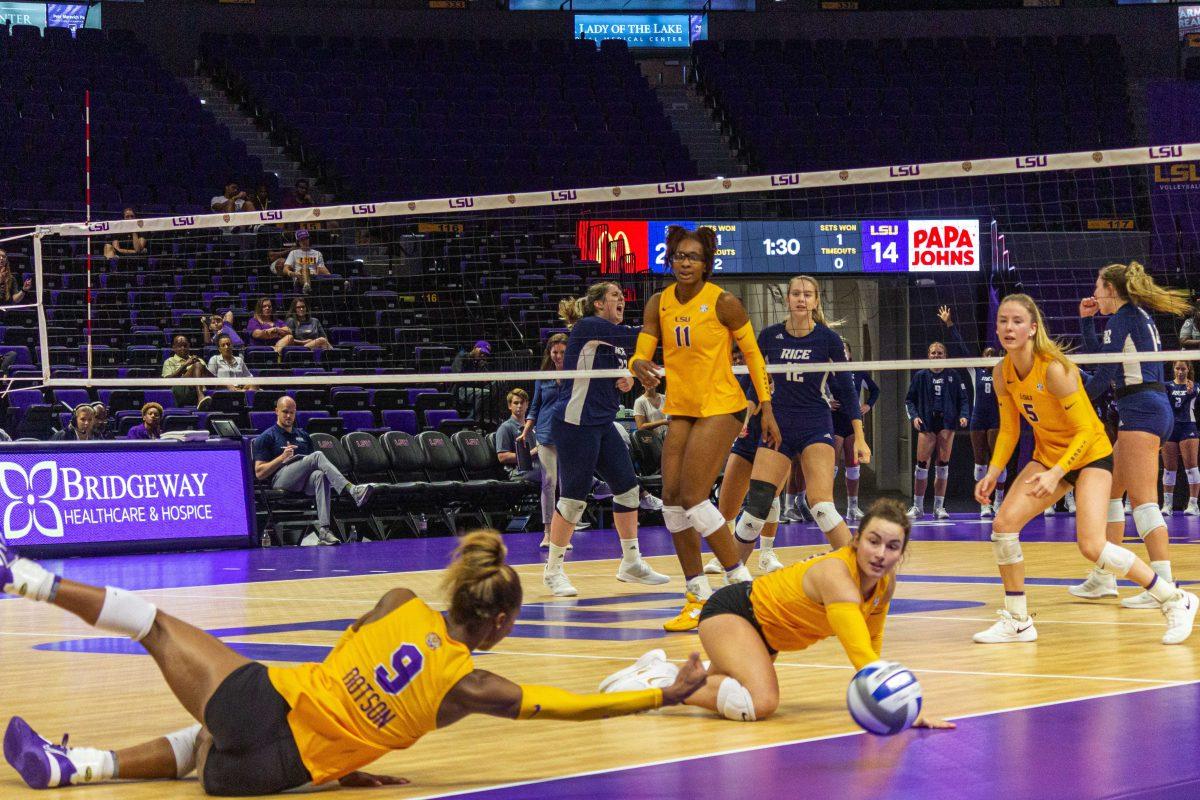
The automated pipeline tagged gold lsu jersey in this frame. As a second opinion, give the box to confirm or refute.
[658,281,750,418]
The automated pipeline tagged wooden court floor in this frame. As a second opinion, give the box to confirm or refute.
[2,518,1199,798]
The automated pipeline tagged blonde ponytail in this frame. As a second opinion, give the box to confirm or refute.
[1099,261,1192,317]
[999,293,1073,370]
[442,530,522,627]
[557,297,584,328]
[558,281,618,328]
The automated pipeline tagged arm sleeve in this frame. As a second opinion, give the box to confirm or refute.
[629,331,658,372]
[517,685,662,721]
[1079,315,1102,353]
[1054,396,1107,473]
[867,602,890,656]
[946,324,970,358]
[904,373,921,420]
[827,342,861,420]
[733,322,771,404]
[825,602,880,671]
[990,389,1022,470]
[863,374,880,408]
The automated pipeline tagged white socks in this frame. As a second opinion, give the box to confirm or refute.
[4,559,58,602]
[912,497,925,513]
[619,538,642,565]
[1005,593,1028,620]
[934,496,945,512]
[686,575,713,601]
[725,564,752,584]
[760,535,775,555]
[545,544,567,574]
[1147,575,1181,604]
[1151,560,1173,584]
[68,747,116,783]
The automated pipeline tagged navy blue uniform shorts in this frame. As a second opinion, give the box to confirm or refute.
[550,416,638,501]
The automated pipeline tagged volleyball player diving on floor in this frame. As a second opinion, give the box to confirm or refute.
[972,293,1197,645]
[629,225,778,633]
[600,498,953,729]
[0,532,706,794]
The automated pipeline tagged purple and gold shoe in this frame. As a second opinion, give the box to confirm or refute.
[4,717,77,789]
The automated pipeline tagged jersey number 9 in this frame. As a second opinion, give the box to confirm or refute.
[375,643,425,695]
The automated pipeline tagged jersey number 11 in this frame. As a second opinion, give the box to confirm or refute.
[674,325,691,348]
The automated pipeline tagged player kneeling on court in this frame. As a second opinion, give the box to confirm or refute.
[0,532,706,794]
[600,499,953,729]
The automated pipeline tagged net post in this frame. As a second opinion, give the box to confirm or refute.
[33,229,51,384]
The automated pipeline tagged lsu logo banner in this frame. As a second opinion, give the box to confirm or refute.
[550,190,578,202]
[352,204,377,215]
[259,210,283,221]
[1015,155,1048,169]
[889,165,920,177]
[172,216,195,227]
[448,197,474,208]
[1149,145,1184,160]
[657,182,685,194]
[770,173,802,187]
[907,220,979,272]
[86,222,110,232]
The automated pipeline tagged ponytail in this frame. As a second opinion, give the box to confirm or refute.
[1099,261,1192,317]
[787,275,844,327]
[559,281,617,328]
[442,530,522,628]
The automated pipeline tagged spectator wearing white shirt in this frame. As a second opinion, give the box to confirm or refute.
[210,181,257,214]
[282,229,329,294]
[1180,305,1200,350]
[207,334,255,391]
[633,384,668,440]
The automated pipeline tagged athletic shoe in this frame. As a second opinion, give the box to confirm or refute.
[598,649,678,693]
[1069,569,1118,599]
[979,504,993,519]
[906,505,923,520]
[758,551,784,573]
[845,506,863,522]
[639,493,664,512]
[1161,502,1173,517]
[1043,505,1056,517]
[1162,591,1198,645]
[778,508,801,524]
[794,498,814,523]
[1186,501,1200,517]
[299,531,321,547]
[348,483,375,507]
[538,537,572,551]
[574,522,591,531]
[703,557,723,575]
[972,610,1037,643]
[663,592,705,632]
[933,507,950,520]
[1068,568,1117,599]
[617,559,670,585]
[1065,494,1076,513]
[4,717,77,789]
[543,571,577,597]
[315,527,340,546]
[1121,590,1161,609]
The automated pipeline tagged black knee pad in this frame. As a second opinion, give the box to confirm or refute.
[916,460,929,471]
[936,460,949,468]
[744,479,776,519]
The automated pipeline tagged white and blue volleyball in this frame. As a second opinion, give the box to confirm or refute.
[847,660,923,736]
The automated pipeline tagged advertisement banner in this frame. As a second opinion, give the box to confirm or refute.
[576,220,651,273]
[905,220,980,272]
[574,14,706,48]
[0,441,254,554]
[0,2,100,32]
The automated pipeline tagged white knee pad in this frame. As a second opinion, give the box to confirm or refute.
[716,676,757,722]
[973,463,988,481]
[811,501,844,535]
[96,586,157,641]
[1107,499,1126,524]
[845,466,860,481]
[1163,470,1178,488]
[914,466,929,481]
[990,532,1023,566]
[165,723,202,778]
[765,496,781,524]
[612,486,641,512]
[686,500,727,538]
[935,465,949,481]
[662,505,690,533]
[1132,503,1166,539]
[1096,542,1135,578]
[556,497,588,525]
[1188,467,1200,485]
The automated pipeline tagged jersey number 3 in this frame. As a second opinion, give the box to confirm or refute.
[674,325,691,348]
[375,643,425,695]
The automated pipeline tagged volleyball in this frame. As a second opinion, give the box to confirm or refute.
[846,660,923,736]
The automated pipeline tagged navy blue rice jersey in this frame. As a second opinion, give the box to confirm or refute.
[1080,304,1165,400]
[553,315,639,426]
[757,322,859,418]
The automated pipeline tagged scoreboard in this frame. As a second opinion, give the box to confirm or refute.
[578,219,981,275]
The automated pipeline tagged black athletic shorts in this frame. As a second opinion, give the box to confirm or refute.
[1035,454,1114,488]
[202,662,313,797]
[698,582,778,655]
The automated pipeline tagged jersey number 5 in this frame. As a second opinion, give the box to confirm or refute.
[1022,402,1039,422]
[375,643,425,695]
[674,325,691,348]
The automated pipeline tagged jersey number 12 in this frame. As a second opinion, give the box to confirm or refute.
[674,325,691,348]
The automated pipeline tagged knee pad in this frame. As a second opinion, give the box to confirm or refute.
[734,512,763,544]
[1132,503,1166,539]
[686,500,727,538]
[96,586,158,641]
[1188,467,1200,485]
[935,465,949,481]
[1107,499,1126,524]
[556,497,588,524]
[612,486,641,514]
[1163,470,1178,487]
[990,532,1023,566]
[765,496,781,524]
[166,723,202,779]
[1096,541,1135,578]
[716,676,757,722]
[973,463,988,481]
[914,460,929,481]
[744,479,776,519]
[811,501,844,535]
[845,466,860,481]
[663,505,689,533]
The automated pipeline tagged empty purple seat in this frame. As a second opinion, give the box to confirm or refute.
[423,409,461,430]
[382,409,418,434]
[338,410,376,432]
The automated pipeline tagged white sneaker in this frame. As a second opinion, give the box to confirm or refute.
[639,493,664,511]
[1069,569,1118,599]
[617,559,670,585]
[758,551,784,573]
[599,649,678,693]
[538,537,572,551]
[979,504,993,519]
[1161,502,1173,516]
[906,505,923,520]
[1043,505,1056,517]
[543,571,578,597]
[1162,591,1198,645]
[703,557,723,575]
[574,522,590,531]
[973,610,1037,643]
[1122,590,1161,610]
[1065,494,1076,513]
[845,506,863,521]
[1187,501,1200,517]
[299,532,321,547]
[933,507,949,520]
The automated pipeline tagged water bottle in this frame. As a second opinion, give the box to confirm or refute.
[260,530,272,548]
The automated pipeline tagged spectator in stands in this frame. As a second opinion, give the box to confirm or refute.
[522,333,569,545]
[282,178,316,209]
[0,250,31,305]
[251,183,272,212]
[210,181,257,214]
[451,339,492,420]
[207,333,255,391]
[496,388,541,486]
[52,403,101,441]
[281,229,329,294]
[201,310,244,348]
[127,402,163,440]
[102,207,147,260]
[247,297,294,355]
[90,402,113,439]
[0,427,10,442]
[1180,303,1200,350]
[633,383,669,440]
[267,228,299,279]
[162,334,212,410]
[252,396,375,546]
[285,297,331,352]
